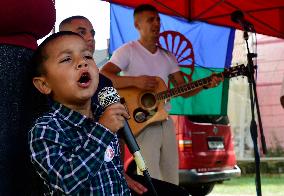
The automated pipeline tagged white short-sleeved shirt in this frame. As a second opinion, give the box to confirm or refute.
[109,41,180,83]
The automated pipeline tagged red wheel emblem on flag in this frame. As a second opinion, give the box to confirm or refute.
[159,31,195,83]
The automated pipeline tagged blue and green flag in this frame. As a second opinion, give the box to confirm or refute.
[109,4,235,115]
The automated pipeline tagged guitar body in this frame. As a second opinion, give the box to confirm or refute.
[118,77,169,136]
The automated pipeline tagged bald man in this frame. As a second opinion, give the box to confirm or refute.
[59,15,96,53]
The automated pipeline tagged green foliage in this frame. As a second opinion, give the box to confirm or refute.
[212,174,284,196]
[237,160,284,174]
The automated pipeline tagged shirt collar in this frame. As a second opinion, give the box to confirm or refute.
[51,101,102,127]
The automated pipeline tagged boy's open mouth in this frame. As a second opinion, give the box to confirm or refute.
[78,72,91,84]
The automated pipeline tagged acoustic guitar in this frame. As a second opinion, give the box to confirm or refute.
[118,64,247,136]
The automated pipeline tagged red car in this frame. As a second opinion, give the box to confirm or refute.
[124,115,241,195]
[171,115,241,195]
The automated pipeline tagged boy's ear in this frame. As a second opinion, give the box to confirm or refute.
[33,77,51,95]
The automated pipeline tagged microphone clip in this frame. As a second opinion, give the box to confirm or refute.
[231,10,254,32]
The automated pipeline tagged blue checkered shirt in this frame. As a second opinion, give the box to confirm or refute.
[29,101,131,195]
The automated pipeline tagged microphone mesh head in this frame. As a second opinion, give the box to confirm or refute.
[98,87,120,108]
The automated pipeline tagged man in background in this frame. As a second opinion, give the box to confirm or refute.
[101,4,222,186]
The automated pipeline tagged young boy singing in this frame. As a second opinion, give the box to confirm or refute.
[29,31,131,195]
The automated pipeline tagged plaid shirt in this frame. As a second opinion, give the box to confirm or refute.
[29,101,131,196]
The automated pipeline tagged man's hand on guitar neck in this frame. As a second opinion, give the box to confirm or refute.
[180,72,224,97]
[203,73,224,89]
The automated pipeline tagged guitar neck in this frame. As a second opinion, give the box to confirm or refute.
[155,64,247,101]
[156,72,222,101]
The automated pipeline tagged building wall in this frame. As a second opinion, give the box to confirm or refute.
[228,30,284,158]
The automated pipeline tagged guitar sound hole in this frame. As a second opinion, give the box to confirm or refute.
[140,93,156,108]
[133,108,148,123]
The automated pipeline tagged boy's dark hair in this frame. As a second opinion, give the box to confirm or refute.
[31,31,82,77]
[133,4,158,17]
[59,15,89,31]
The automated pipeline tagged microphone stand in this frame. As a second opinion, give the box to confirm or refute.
[119,122,158,196]
[242,26,266,196]
[120,99,158,196]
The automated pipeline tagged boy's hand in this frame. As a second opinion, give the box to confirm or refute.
[124,173,148,195]
[98,103,129,133]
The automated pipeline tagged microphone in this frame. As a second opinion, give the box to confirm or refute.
[98,87,158,196]
[231,10,253,31]
[97,87,147,171]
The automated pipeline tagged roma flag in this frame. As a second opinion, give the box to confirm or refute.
[109,4,235,115]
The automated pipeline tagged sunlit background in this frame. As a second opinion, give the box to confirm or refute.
[39,0,110,50]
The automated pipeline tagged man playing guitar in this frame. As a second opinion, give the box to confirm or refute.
[101,3,222,187]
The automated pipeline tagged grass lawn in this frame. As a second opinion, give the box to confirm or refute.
[209,174,284,196]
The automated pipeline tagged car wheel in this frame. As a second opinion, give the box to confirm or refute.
[182,183,215,196]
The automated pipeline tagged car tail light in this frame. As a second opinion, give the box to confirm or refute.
[173,115,193,153]
[178,138,192,152]
[178,136,192,153]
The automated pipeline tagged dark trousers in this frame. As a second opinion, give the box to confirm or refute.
[129,174,189,196]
